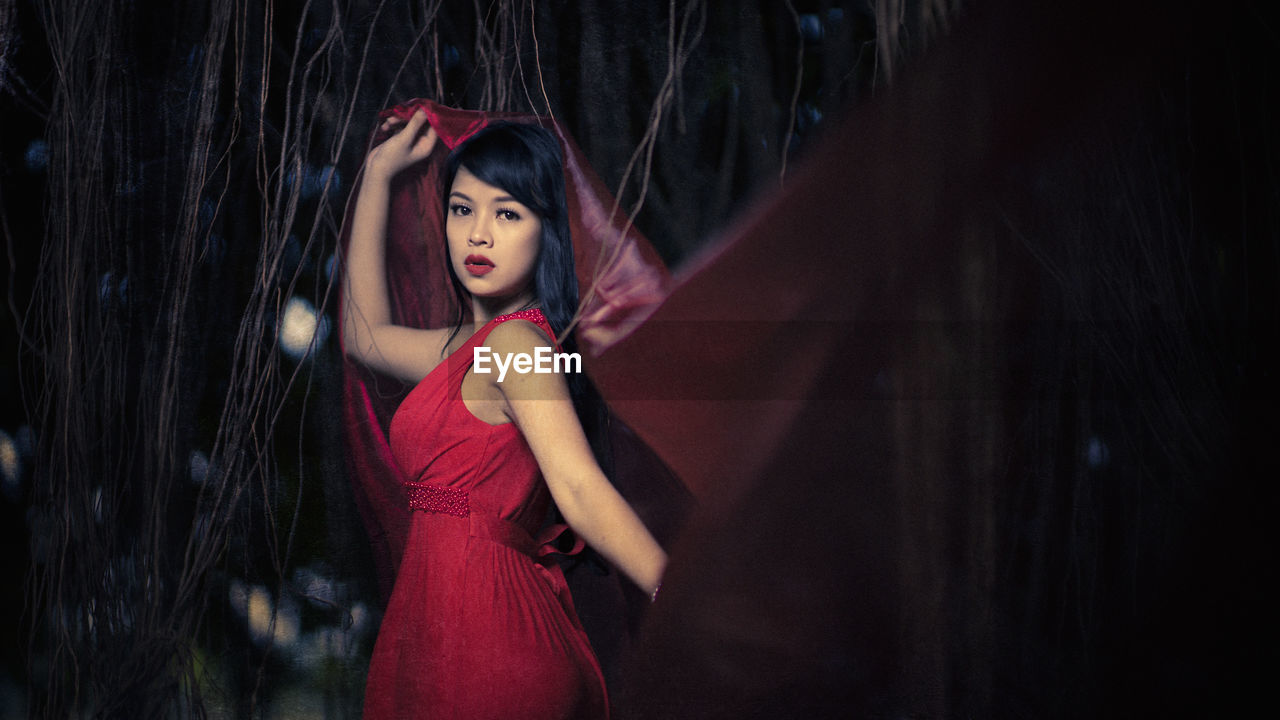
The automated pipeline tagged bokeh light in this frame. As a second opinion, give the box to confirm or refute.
[278,296,331,360]
[0,429,21,500]
[189,450,209,485]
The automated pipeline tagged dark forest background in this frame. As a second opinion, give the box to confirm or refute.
[1,0,1276,718]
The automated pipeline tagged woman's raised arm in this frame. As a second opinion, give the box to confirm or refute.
[341,110,452,384]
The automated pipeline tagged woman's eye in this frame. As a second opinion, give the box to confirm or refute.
[449,204,471,216]
[498,210,521,222]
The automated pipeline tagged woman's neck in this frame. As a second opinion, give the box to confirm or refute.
[470,292,538,327]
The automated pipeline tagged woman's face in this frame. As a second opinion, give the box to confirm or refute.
[446,166,542,306]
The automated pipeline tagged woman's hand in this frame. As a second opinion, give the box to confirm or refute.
[364,109,439,182]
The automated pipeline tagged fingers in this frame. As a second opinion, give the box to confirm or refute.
[378,109,423,134]
[405,109,428,132]
[390,112,437,160]
[411,126,439,161]
[367,109,436,177]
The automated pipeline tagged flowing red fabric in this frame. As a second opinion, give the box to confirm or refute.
[339,99,681,606]
[591,2,1200,717]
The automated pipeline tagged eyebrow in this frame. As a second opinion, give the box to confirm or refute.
[449,191,521,205]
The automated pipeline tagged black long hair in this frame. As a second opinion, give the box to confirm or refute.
[441,122,611,468]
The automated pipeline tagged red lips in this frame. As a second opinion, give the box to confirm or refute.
[464,254,494,277]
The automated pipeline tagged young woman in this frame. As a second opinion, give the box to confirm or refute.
[342,109,666,719]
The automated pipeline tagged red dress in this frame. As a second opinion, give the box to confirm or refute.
[363,308,608,720]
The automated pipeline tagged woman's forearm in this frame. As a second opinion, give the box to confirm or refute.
[555,475,667,595]
[341,168,395,361]
[341,112,443,381]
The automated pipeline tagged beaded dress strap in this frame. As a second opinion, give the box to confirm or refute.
[494,307,548,325]
[487,307,559,351]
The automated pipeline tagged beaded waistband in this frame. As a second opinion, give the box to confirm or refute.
[404,482,584,562]
[406,482,469,517]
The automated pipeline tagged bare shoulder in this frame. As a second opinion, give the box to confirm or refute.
[484,318,555,354]
[478,319,580,400]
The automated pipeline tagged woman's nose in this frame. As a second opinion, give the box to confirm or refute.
[468,218,492,246]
